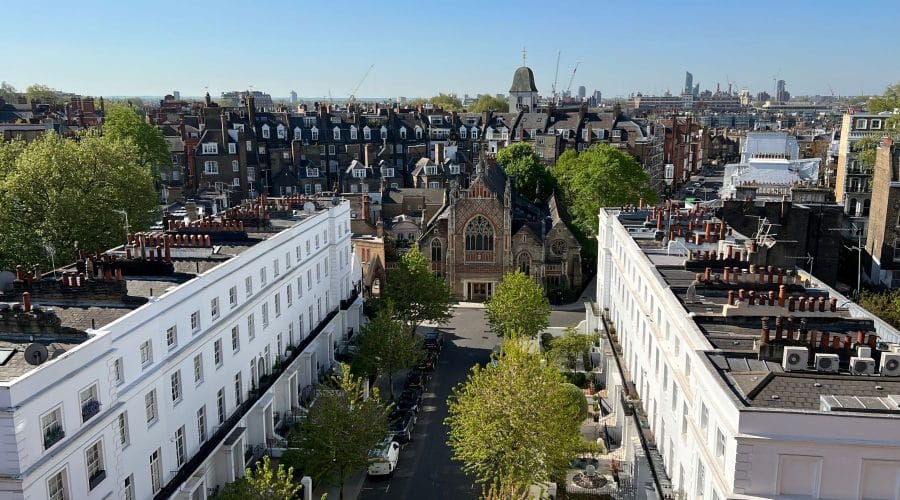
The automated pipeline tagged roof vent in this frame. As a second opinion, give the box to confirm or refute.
[850,356,876,375]
[814,353,839,373]
[880,352,900,377]
[782,346,808,372]
[24,343,49,366]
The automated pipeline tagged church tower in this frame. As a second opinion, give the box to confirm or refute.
[507,50,539,112]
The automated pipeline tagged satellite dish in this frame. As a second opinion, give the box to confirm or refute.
[25,343,49,366]
[0,271,14,293]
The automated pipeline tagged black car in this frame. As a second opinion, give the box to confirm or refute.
[388,409,417,442]
[405,370,429,390]
[396,387,423,413]
[416,350,438,371]
[422,331,444,352]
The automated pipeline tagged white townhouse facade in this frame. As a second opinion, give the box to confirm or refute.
[0,197,362,500]
[588,205,900,499]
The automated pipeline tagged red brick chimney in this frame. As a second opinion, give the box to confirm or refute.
[434,143,444,164]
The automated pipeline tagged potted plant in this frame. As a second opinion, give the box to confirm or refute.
[44,425,65,449]
[81,400,101,421]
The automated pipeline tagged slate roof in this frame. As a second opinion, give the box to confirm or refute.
[510,66,539,93]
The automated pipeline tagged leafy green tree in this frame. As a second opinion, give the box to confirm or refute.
[289,366,390,500]
[0,132,158,271]
[429,93,463,111]
[25,84,59,104]
[868,82,900,118]
[103,105,172,173]
[212,456,302,499]
[354,303,424,399]
[552,144,657,237]
[382,247,455,330]
[485,270,550,339]
[559,382,589,425]
[446,338,583,497]
[496,142,554,201]
[0,82,17,103]
[468,94,509,113]
[860,289,900,329]
[547,326,597,369]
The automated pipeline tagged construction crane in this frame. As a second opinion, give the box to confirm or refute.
[551,51,561,102]
[565,62,580,96]
[349,64,375,103]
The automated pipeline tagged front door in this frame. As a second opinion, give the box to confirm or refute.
[467,282,493,302]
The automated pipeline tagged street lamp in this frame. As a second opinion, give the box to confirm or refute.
[112,209,130,248]
[829,223,862,300]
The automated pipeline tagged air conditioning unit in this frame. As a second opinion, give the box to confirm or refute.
[880,352,900,377]
[850,356,876,375]
[814,353,840,373]
[857,346,872,358]
[890,344,900,354]
[782,347,808,372]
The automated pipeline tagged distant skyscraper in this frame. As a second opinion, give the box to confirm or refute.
[173,90,180,100]
[290,90,298,105]
[684,71,693,95]
[577,86,586,99]
[775,80,788,103]
[693,83,700,98]
[592,90,602,106]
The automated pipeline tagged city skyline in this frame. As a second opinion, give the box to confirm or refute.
[4,0,900,100]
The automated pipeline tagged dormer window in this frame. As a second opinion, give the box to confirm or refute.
[400,127,407,139]
[311,127,319,141]
[425,166,438,176]
[353,168,367,179]
[261,124,270,139]
[382,167,395,178]
[415,126,423,139]
[304,117,315,127]
[201,143,218,154]
[449,164,460,174]
[871,119,883,129]
[363,126,371,140]
[472,129,478,140]
[276,124,286,139]
[459,126,467,139]
[350,126,358,140]
[306,167,319,177]
[333,127,341,140]
[294,127,302,140]
[486,128,494,140]
[380,126,388,140]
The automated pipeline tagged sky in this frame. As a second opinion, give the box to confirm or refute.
[5,0,900,100]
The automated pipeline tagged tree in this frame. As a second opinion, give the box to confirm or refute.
[445,338,583,497]
[559,382,589,425]
[552,144,657,237]
[382,248,455,330]
[25,84,59,104]
[103,105,172,172]
[354,303,424,399]
[0,132,158,271]
[289,366,390,500]
[0,81,17,103]
[496,142,554,201]
[429,93,463,111]
[469,94,509,113]
[547,326,597,369]
[212,455,302,499]
[485,270,550,339]
[860,289,900,330]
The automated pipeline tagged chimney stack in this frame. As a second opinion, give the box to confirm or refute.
[434,143,444,164]
[22,292,31,313]
[761,317,770,344]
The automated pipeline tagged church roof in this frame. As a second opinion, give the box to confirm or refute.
[509,66,538,93]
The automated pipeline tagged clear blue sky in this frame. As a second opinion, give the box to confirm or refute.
[5,0,899,99]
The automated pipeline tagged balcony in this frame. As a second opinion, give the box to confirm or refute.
[81,400,101,422]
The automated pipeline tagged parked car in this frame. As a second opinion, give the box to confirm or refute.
[422,330,444,352]
[389,409,417,442]
[397,387,423,413]
[405,369,429,390]
[367,439,401,477]
[417,350,439,371]
[685,187,696,195]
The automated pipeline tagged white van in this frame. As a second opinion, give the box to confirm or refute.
[367,439,401,477]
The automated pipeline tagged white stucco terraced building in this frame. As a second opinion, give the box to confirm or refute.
[588,205,900,499]
[0,197,362,500]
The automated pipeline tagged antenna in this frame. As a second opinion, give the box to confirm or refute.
[521,46,527,66]
[566,62,580,96]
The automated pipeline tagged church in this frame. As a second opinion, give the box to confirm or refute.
[418,154,582,302]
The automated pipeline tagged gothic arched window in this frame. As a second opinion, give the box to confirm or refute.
[431,239,442,262]
[465,216,494,252]
[517,252,531,275]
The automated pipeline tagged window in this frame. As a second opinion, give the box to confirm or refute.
[465,216,494,252]
[173,426,187,469]
[311,128,319,141]
[234,373,243,404]
[261,124,271,139]
[197,406,207,443]
[415,127,423,139]
[449,164,460,174]
[211,297,219,319]
[381,127,388,139]
[472,128,478,140]
[167,325,178,349]
[681,403,689,435]
[460,127,467,139]
[191,311,200,332]
[229,286,237,307]
[150,448,164,493]
[333,127,340,140]
[228,142,236,155]
[700,403,709,432]
[275,293,281,317]
[262,303,269,327]
[273,259,280,277]
[47,468,68,500]
[247,166,255,180]
[145,390,158,424]
[113,358,124,385]
[193,354,204,384]
[201,143,218,154]
[855,118,868,129]
[277,125,286,139]
[245,276,253,297]
[260,267,267,286]
[246,140,252,152]
[350,126,358,140]
[214,339,223,366]
[85,440,105,489]
[715,428,726,458]
[363,126,371,140]
[117,411,129,446]
[231,326,240,352]
[124,475,135,500]
[80,384,100,422]
[41,407,64,450]
[429,181,441,189]
[204,160,219,174]
[871,118,883,129]
[139,341,154,368]
[213,391,226,431]
[307,269,312,289]
[171,370,182,403]
[696,459,706,498]
[248,314,255,339]
[287,284,293,306]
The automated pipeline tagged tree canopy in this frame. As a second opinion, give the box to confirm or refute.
[0,132,158,271]
[445,338,584,497]
[547,326,598,369]
[289,366,390,499]
[485,270,550,339]
[496,142,554,201]
[856,83,900,169]
[382,247,455,330]
[468,94,509,113]
[859,289,900,330]
[212,455,302,500]
[0,82,17,103]
[552,144,657,236]
[353,303,424,399]
[103,105,172,172]
[25,84,59,104]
